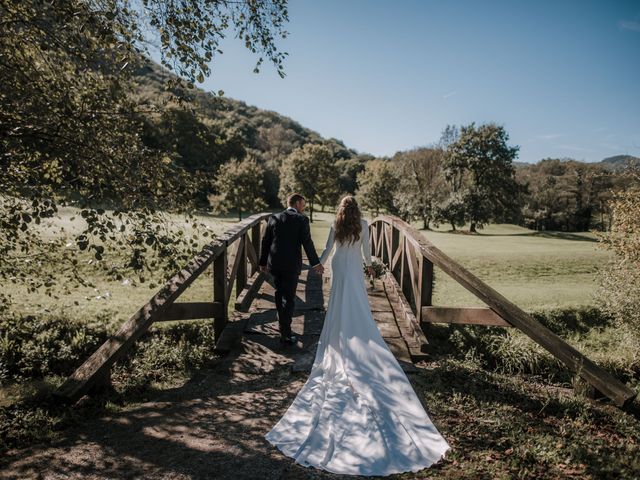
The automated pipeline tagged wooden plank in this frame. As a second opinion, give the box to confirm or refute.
[382,270,429,362]
[234,270,266,312]
[156,302,224,321]
[404,242,420,312]
[250,224,261,275]
[54,240,226,403]
[236,233,248,296]
[422,306,511,327]
[213,246,228,341]
[417,255,434,322]
[377,224,385,258]
[246,234,259,273]
[371,215,637,408]
[226,236,245,300]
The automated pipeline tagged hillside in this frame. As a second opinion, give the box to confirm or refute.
[131,61,362,206]
[599,154,640,171]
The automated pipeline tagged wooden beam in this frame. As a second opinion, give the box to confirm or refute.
[54,213,272,404]
[236,233,248,296]
[371,215,637,408]
[250,223,261,275]
[382,268,429,361]
[213,246,228,341]
[246,234,259,273]
[235,270,266,312]
[226,236,245,300]
[417,256,434,322]
[54,241,226,403]
[156,302,224,322]
[422,306,511,327]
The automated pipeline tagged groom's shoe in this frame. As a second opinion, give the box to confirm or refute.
[280,334,297,346]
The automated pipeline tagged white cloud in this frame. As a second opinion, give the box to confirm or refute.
[619,20,640,32]
[558,144,592,152]
[442,91,456,99]
[535,133,563,140]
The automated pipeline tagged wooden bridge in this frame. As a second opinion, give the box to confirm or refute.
[55,213,636,408]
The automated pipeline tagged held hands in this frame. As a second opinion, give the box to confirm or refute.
[259,265,268,273]
[312,263,325,275]
[366,265,376,278]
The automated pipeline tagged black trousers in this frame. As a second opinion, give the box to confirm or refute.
[271,270,299,338]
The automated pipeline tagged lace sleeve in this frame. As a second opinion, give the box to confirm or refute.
[319,223,336,265]
[361,220,372,266]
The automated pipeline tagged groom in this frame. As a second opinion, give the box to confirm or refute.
[259,193,324,345]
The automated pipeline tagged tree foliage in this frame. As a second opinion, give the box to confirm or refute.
[442,123,522,233]
[278,143,339,221]
[597,168,640,337]
[516,159,623,231]
[392,148,446,229]
[356,159,399,217]
[0,0,289,297]
[209,156,267,220]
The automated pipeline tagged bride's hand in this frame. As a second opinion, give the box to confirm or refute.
[367,266,376,278]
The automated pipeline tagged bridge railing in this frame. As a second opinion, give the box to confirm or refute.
[369,215,636,408]
[55,213,272,404]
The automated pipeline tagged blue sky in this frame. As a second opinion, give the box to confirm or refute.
[192,0,639,163]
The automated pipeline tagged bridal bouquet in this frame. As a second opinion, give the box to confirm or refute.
[364,259,387,288]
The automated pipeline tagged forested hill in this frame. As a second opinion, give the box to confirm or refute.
[599,155,640,171]
[131,61,363,206]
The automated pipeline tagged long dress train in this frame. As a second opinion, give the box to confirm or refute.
[265,219,450,476]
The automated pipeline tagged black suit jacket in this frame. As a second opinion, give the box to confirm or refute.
[259,209,321,274]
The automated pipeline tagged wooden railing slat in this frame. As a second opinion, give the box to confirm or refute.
[370,215,636,408]
[422,306,511,327]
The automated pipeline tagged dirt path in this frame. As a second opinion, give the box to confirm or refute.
[1,268,423,479]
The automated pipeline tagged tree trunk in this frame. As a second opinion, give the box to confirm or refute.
[423,216,429,230]
[470,222,477,233]
[309,200,314,222]
[450,220,456,231]
[238,208,242,221]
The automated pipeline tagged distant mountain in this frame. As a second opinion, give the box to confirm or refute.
[599,155,640,172]
[514,155,640,171]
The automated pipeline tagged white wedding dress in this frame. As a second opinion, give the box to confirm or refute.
[265,219,450,476]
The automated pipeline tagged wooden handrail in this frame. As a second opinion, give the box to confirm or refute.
[369,215,636,408]
[54,213,272,403]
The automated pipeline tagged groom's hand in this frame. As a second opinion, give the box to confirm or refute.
[260,265,268,273]
[312,264,324,275]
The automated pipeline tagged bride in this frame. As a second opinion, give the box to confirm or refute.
[265,195,450,476]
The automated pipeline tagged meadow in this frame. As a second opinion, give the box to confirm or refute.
[1,207,639,479]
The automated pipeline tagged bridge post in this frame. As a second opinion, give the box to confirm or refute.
[236,234,247,296]
[417,255,433,322]
[251,223,261,275]
[213,247,228,340]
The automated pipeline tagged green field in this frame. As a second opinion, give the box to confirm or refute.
[2,207,639,478]
[413,222,612,311]
[3,208,612,326]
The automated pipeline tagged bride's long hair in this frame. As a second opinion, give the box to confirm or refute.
[334,195,362,244]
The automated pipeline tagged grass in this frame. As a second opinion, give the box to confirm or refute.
[409,222,612,311]
[1,205,638,479]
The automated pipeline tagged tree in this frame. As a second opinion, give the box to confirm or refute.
[515,159,619,231]
[0,0,289,291]
[392,148,447,229]
[210,157,267,220]
[356,160,399,216]
[336,155,371,196]
[444,123,520,233]
[597,168,640,338]
[278,144,338,221]
[434,192,467,231]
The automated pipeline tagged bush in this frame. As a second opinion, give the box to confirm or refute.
[0,314,110,382]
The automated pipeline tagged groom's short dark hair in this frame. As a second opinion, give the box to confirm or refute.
[288,193,305,206]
